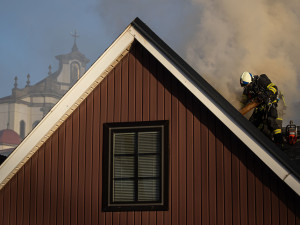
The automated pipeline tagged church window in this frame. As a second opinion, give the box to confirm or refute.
[32,120,40,129]
[20,120,25,139]
[70,62,80,84]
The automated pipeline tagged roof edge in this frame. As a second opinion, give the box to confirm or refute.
[0,24,135,190]
[131,17,300,194]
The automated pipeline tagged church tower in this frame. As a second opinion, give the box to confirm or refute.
[0,32,89,146]
[55,30,89,89]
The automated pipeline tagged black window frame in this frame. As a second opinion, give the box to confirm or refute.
[102,120,169,212]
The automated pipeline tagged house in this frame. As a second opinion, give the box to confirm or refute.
[0,18,299,225]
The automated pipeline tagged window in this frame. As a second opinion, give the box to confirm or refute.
[20,120,25,139]
[32,120,40,129]
[70,62,80,84]
[102,121,168,212]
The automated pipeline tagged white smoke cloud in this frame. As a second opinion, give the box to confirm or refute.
[97,0,300,125]
[186,0,300,124]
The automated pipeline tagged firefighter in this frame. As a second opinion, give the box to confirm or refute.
[240,71,284,147]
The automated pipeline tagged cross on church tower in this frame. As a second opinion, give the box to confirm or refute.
[71,29,79,52]
[71,29,79,44]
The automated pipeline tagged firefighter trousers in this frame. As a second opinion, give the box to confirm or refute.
[249,104,281,137]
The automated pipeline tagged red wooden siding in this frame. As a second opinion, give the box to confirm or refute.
[0,41,300,225]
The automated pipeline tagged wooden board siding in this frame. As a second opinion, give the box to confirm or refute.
[0,41,300,225]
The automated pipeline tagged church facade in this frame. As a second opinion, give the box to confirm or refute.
[0,40,89,142]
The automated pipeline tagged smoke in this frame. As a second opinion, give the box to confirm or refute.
[97,0,300,124]
[186,0,300,124]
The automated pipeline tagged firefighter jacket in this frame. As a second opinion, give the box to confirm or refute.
[241,74,278,107]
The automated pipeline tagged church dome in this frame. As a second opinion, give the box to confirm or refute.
[0,129,22,145]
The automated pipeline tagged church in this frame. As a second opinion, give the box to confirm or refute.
[0,35,89,159]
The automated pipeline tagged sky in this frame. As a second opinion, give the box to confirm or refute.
[1,0,300,125]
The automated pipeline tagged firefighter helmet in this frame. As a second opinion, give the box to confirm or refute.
[240,71,253,87]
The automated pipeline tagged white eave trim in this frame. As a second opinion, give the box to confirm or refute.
[0,25,135,190]
[284,174,300,195]
[129,27,300,196]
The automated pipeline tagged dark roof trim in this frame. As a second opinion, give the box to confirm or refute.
[131,17,300,180]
